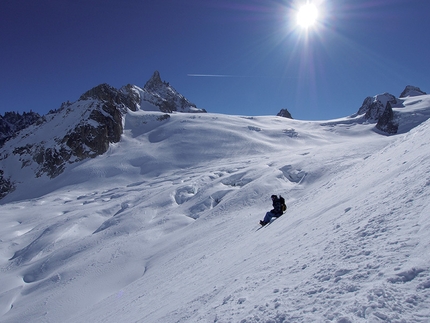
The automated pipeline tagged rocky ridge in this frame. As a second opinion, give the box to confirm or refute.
[121,71,206,113]
[0,72,204,199]
[356,85,427,135]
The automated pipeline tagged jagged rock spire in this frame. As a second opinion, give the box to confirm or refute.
[144,70,164,91]
[140,71,205,113]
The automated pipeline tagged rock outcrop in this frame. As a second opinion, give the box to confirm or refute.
[0,169,14,199]
[357,93,400,122]
[0,111,41,147]
[277,109,293,119]
[356,86,427,135]
[400,85,426,98]
[375,102,398,134]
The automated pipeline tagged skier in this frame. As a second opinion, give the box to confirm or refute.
[260,195,285,226]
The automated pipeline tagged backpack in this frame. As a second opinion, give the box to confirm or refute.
[279,195,287,212]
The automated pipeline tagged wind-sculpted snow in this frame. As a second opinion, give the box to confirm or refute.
[279,165,307,183]
[1,102,430,322]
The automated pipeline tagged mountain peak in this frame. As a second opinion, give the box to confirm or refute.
[277,109,293,119]
[78,83,129,108]
[357,92,399,122]
[400,85,427,98]
[144,70,164,91]
[140,71,206,113]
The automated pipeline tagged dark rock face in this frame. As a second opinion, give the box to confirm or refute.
[0,111,41,147]
[33,146,71,178]
[400,85,426,98]
[120,84,141,112]
[375,102,399,135]
[357,93,399,122]
[364,99,386,121]
[62,84,128,160]
[144,70,164,92]
[356,93,402,135]
[2,84,130,181]
[357,96,379,119]
[79,83,132,113]
[277,109,293,119]
[88,103,123,145]
[0,169,14,199]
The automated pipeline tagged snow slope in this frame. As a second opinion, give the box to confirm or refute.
[1,96,430,323]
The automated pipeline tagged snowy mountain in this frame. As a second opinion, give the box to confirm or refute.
[0,72,204,199]
[400,85,427,98]
[355,85,430,135]
[1,85,430,322]
[121,70,206,113]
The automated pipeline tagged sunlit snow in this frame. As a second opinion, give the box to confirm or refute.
[1,96,430,322]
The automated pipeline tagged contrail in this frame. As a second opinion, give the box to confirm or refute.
[187,74,249,78]
[187,74,301,79]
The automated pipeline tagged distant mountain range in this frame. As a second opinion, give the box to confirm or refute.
[0,71,205,148]
[0,70,428,200]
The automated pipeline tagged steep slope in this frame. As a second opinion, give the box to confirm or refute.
[0,97,429,323]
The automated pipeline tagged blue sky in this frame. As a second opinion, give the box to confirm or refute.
[1,0,429,120]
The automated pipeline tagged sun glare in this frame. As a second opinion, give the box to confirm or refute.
[297,3,318,28]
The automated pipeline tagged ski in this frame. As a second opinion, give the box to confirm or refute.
[255,217,279,231]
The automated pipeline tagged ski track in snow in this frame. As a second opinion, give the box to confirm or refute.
[0,104,430,323]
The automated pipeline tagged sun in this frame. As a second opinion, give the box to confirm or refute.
[297,3,318,28]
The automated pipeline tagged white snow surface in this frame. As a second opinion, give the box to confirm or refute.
[1,96,430,323]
